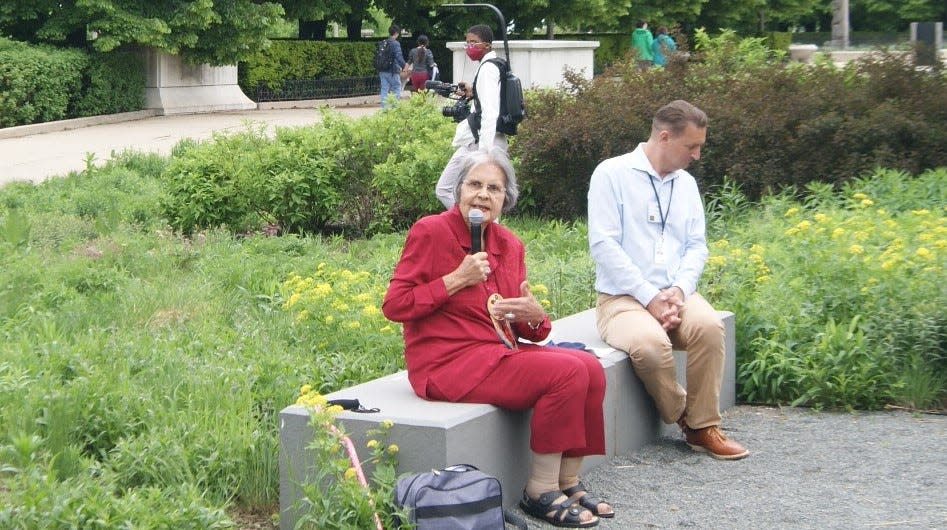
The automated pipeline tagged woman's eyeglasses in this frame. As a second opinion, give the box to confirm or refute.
[463,179,505,196]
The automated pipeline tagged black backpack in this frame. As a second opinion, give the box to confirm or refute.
[469,57,526,139]
[373,38,394,72]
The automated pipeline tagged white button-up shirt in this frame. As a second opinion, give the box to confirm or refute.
[588,143,708,307]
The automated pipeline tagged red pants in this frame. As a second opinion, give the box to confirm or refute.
[409,71,429,91]
[428,345,606,456]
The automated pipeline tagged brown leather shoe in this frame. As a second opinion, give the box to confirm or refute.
[683,425,749,460]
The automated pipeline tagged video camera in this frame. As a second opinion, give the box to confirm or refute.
[424,80,471,123]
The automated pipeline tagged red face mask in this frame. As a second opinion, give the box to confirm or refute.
[466,46,487,62]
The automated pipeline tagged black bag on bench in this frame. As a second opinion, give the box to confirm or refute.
[393,464,526,529]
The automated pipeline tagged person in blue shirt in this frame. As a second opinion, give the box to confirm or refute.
[651,26,677,67]
[379,24,406,108]
[587,100,749,460]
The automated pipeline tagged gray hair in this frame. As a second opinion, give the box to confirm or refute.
[453,149,519,213]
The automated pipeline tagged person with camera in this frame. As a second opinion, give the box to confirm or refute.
[434,24,507,209]
[588,100,749,461]
[384,149,613,528]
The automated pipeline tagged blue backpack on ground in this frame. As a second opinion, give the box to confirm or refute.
[393,464,527,529]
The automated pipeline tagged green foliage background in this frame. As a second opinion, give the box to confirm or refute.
[0,38,144,127]
[514,31,947,219]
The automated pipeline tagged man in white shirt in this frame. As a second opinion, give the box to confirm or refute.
[588,100,748,460]
[434,24,506,209]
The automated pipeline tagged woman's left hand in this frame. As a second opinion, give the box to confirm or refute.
[490,281,546,325]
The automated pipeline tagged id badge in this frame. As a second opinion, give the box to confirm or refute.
[647,204,661,223]
[654,237,667,265]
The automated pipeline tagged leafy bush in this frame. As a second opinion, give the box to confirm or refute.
[514,32,947,218]
[0,39,145,127]
[238,39,377,96]
[162,95,455,236]
[0,40,86,127]
[704,168,947,410]
[71,50,146,118]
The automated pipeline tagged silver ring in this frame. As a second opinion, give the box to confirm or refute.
[504,312,515,320]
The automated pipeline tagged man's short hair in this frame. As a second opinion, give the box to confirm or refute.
[466,24,494,44]
[389,24,401,36]
[636,20,648,28]
[653,100,708,136]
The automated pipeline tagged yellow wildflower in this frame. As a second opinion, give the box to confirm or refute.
[860,198,874,207]
[381,419,394,429]
[832,228,845,239]
[813,213,828,223]
[362,305,380,316]
[531,283,550,294]
[346,321,361,329]
[784,207,799,217]
[286,292,301,308]
[848,244,864,255]
[325,315,335,324]
[915,248,933,260]
[756,275,770,283]
[295,310,309,322]
[852,192,868,200]
[380,325,393,333]
[300,384,312,395]
[366,439,379,449]
[326,405,344,415]
[344,468,357,480]
[541,299,551,307]
[911,209,931,216]
[388,444,399,453]
[707,255,726,267]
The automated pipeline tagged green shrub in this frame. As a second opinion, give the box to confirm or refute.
[514,34,947,218]
[0,41,86,127]
[238,39,377,96]
[705,167,947,410]
[0,39,144,126]
[71,50,146,117]
[162,95,454,236]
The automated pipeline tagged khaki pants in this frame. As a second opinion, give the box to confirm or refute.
[595,292,724,429]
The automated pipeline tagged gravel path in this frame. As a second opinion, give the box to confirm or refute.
[517,405,947,529]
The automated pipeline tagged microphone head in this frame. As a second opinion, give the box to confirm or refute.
[468,208,484,226]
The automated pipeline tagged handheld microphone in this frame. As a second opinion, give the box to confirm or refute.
[468,208,484,254]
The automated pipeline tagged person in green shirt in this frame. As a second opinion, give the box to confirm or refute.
[652,26,677,67]
[631,20,654,70]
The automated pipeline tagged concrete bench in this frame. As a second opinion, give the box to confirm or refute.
[278,308,735,529]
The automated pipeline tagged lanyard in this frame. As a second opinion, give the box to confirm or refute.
[648,174,674,235]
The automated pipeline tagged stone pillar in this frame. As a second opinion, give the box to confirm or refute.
[445,40,599,88]
[911,22,944,66]
[143,47,256,115]
[829,0,850,49]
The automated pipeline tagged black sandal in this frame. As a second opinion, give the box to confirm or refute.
[562,481,615,518]
[519,490,599,528]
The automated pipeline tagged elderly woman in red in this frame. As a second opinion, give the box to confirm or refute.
[382,149,613,527]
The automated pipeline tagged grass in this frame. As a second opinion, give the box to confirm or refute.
[0,146,943,526]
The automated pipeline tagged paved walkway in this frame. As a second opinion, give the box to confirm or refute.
[0,105,380,187]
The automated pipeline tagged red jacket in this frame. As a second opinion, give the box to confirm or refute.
[383,207,552,401]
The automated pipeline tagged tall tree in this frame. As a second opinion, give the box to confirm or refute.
[280,0,349,39]
[0,0,285,65]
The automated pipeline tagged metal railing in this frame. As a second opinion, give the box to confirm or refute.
[254,76,379,102]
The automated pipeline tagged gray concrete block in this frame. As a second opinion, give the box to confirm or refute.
[278,309,735,529]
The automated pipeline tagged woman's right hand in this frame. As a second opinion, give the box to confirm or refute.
[443,252,490,295]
